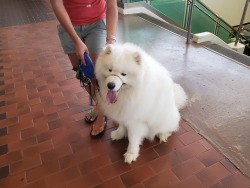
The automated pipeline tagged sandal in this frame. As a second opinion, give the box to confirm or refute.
[90,116,107,138]
[85,109,98,123]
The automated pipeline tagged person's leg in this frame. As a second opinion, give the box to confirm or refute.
[58,21,107,136]
[58,24,98,120]
[83,19,107,136]
[68,53,79,70]
[87,53,106,136]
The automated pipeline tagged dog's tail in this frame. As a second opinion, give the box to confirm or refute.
[173,83,188,110]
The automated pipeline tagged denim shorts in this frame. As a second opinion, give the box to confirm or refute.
[57,19,107,54]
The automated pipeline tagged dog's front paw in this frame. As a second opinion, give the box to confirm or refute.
[157,132,172,143]
[111,130,124,141]
[124,152,139,164]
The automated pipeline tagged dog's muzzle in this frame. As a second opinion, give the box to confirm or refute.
[106,75,124,104]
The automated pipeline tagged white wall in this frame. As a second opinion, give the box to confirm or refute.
[199,0,250,26]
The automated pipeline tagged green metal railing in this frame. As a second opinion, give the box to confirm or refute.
[185,0,250,47]
[185,0,238,44]
[127,0,250,48]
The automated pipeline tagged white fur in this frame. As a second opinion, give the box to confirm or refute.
[95,43,188,163]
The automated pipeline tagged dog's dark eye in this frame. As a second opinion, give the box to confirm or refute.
[109,69,112,72]
[121,73,127,76]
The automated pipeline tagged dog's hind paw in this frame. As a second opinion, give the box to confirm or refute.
[124,152,139,164]
[111,130,125,141]
[157,132,172,143]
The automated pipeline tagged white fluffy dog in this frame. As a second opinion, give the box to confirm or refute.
[95,43,187,164]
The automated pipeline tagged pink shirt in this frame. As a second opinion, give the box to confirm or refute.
[63,0,106,26]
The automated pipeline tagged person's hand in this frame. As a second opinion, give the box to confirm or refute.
[75,40,89,65]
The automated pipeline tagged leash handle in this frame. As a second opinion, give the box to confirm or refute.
[79,52,94,79]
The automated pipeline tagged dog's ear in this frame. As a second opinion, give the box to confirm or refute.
[103,44,113,55]
[133,51,141,65]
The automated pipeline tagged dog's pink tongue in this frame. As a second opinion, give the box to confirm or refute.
[106,91,118,103]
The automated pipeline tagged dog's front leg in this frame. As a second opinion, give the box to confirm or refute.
[124,124,147,164]
[111,125,127,141]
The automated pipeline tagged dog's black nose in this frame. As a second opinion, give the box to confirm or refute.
[107,82,115,90]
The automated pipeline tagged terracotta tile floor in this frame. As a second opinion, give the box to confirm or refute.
[1,4,250,188]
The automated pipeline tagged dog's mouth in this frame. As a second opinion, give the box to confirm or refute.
[106,90,119,104]
[106,83,125,104]
[105,75,125,104]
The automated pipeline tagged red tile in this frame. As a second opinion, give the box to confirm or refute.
[47,112,60,122]
[103,140,128,163]
[198,148,224,167]
[10,155,41,175]
[171,158,205,180]
[180,121,194,132]
[66,171,102,187]
[120,165,155,187]
[32,111,46,123]
[209,182,226,188]
[95,177,125,188]
[52,95,69,106]
[51,127,83,147]
[143,169,179,188]
[72,111,85,122]
[30,103,44,115]
[107,149,126,163]
[221,171,250,188]
[130,184,144,188]
[153,136,184,156]
[37,126,64,143]
[149,152,182,173]
[8,137,37,152]
[79,154,112,175]
[70,137,105,154]
[178,130,202,145]
[0,172,26,188]
[18,106,31,116]
[53,184,68,188]
[40,144,72,163]
[12,114,34,131]
[8,122,33,135]
[196,163,231,187]
[171,176,205,188]
[26,161,60,182]
[28,97,42,106]
[57,108,75,119]
[175,141,207,162]
[0,132,20,146]
[0,104,16,117]
[48,119,66,130]
[21,123,48,139]
[174,126,187,137]
[220,158,238,173]
[44,103,68,115]
[20,179,47,188]
[36,131,52,143]
[45,166,80,187]
[139,139,160,152]
[59,148,99,169]
[199,139,213,150]
[0,150,22,167]
[98,160,131,181]
[130,148,159,169]
[22,140,53,157]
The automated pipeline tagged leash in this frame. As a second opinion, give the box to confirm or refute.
[77,53,100,104]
